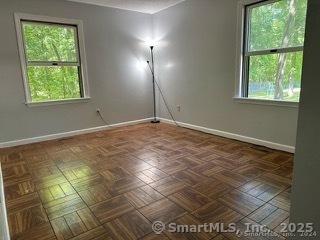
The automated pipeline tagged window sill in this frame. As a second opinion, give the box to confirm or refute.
[233,97,299,108]
[25,98,91,107]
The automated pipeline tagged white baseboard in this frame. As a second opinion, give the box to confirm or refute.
[0,118,153,149]
[159,118,295,153]
[0,117,295,153]
[0,164,10,240]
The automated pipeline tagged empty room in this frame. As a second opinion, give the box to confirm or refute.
[0,0,319,239]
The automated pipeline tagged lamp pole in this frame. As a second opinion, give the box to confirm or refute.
[148,46,160,123]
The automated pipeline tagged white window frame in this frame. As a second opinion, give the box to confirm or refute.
[14,13,90,106]
[234,0,301,107]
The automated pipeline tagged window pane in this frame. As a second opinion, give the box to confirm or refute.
[23,22,78,62]
[248,0,307,51]
[248,52,303,102]
[27,66,81,102]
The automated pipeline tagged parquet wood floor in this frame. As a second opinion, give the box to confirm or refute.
[0,123,293,239]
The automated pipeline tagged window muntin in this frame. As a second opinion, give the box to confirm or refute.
[243,0,308,102]
[21,21,82,102]
[22,22,79,62]
[27,66,81,102]
[248,52,303,102]
[15,14,89,104]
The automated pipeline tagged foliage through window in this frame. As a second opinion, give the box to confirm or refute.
[16,15,89,103]
[243,0,308,102]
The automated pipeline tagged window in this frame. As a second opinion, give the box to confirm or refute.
[15,14,89,104]
[240,0,308,102]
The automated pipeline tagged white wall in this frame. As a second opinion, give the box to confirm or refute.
[153,0,299,147]
[290,0,320,235]
[0,0,153,143]
[0,0,300,149]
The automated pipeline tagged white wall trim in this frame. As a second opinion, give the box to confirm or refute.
[0,164,10,240]
[233,97,299,108]
[0,118,153,148]
[159,118,295,153]
[0,117,295,153]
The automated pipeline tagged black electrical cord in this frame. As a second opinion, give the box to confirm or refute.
[147,62,179,127]
[97,110,111,127]
[154,79,179,127]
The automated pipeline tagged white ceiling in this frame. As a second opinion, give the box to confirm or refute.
[68,0,186,14]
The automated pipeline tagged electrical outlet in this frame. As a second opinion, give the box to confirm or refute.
[96,108,101,114]
[177,105,181,112]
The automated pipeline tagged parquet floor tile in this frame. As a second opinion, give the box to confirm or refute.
[210,170,249,188]
[104,210,153,239]
[259,152,293,166]
[210,157,244,170]
[239,180,283,202]
[43,193,87,220]
[218,190,265,216]
[90,195,134,223]
[38,182,76,204]
[6,192,41,213]
[69,226,111,240]
[69,174,104,192]
[233,165,266,180]
[11,222,57,240]
[258,173,292,189]
[175,155,205,168]
[51,208,100,239]
[157,161,188,175]
[124,185,164,208]
[120,159,153,173]
[100,166,131,181]
[5,180,35,201]
[192,200,244,224]
[63,165,96,181]
[192,179,233,200]
[269,189,291,211]
[172,169,209,186]
[34,174,68,190]
[8,204,48,238]
[2,162,31,184]
[134,167,168,184]
[247,203,278,223]
[78,183,111,206]
[106,176,146,196]
[260,208,289,230]
[191,162,225,177]
[30,165,62,179]
[139,198,186,224]
[168,187,211,212]
[0,123,294,239]
[248,160,279,171]
[149,177,187,196]
[272,165,293,180]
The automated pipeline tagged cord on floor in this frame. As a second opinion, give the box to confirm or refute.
[147,61,179,127]
[154,79,180,127]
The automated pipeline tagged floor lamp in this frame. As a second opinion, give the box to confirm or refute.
[147,46,160,123]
